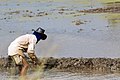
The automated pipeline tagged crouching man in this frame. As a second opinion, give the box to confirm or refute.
[8,27,47,76]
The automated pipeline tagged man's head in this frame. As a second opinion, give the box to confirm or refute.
[33,27,47,43]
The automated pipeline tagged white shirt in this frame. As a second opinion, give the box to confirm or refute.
[8,34,37,56]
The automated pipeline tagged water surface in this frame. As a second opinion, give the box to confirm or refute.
[1,71,120,80]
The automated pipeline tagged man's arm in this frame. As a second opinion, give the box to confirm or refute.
[27,35,40,65]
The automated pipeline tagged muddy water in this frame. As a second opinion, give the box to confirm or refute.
[0,0,120,79]
[1,71,120,80]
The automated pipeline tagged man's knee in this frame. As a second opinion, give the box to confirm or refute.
[22,58,29,68]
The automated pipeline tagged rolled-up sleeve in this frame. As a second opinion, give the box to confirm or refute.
[27,36,37,53]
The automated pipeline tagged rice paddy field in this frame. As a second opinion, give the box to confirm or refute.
[0,0,120,80]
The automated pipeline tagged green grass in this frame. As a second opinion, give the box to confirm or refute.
[97,0,120,3]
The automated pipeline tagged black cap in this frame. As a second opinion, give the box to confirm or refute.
[32,27,45,34]
[32,27,47,41]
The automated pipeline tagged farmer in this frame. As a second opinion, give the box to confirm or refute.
[8,27,47,76]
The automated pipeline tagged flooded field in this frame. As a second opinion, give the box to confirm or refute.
[0,0,120,79]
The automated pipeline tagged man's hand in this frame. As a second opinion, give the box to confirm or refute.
[28,53,40,65]
[33,60,41,65]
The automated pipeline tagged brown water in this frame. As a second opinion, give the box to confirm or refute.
[0,0,120,79]
[1,70,120,80]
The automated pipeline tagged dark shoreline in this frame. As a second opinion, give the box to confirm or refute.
[1,57,120,74]
[79,6,120,13]
[79,2,120,13]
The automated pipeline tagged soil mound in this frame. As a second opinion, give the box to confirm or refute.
[1,57,120,74]
[79,7,120,13]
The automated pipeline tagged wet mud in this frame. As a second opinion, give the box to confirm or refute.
[79,2,120,13]
[79,6,120,13]
[1,57,120,74]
